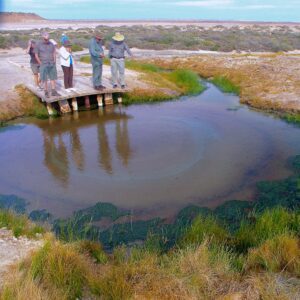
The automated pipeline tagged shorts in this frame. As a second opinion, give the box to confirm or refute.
[30,63,40,75]
[40,63,58,82]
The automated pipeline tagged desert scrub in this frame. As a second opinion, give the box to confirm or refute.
[0,210,44,238]
[79,55,109,65]
[211,75,240,94]
[15,84,50,119]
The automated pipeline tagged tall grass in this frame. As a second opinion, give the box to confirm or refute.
[1,207,300,299]
[15,84,50,119]
[0,210,44,238]
[211,75,240,94]
[167,69,205,95]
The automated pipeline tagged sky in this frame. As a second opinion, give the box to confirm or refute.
[2,0,300,22]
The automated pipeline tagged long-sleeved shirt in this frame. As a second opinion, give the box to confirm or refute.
[89,38,104,63]
[59,46,74,67]
[109,40,132,59]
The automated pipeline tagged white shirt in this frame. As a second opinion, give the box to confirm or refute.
[59,46,73,67]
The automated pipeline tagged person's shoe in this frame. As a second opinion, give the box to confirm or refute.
[121,85,126,89]
[51,90,60,97]
[113,84,118,89]
[44,90,49,98]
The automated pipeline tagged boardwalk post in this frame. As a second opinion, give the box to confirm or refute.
[58,99,72,114]
[84,96,91,109]
[97,94,104,107]
[46,103,55,116]
[104,93,113,105]
[71,98,78,111]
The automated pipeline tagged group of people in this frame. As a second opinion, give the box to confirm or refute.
[27,31,132,98]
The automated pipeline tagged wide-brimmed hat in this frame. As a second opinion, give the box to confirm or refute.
[112,32,124,42]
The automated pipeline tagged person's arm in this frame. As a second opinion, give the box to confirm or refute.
[53,45,56,63]
[34,45,42,65]
[59,47,70,60]
[108,42,113,58]
[124,43,133,57]
[89,39,99,57]
[26,40,31,54]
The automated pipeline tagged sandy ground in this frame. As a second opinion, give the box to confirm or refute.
[1,20,300,31]
[0,47,144,104]
[0,228,43,287]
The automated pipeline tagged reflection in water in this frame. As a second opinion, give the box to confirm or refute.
[41,107,132,180]
[97,122,113,174]
[43,133,69,187]
[70,129,84,171]
[116,117,132,166]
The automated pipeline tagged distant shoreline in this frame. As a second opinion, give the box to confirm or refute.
[1,19,300,31]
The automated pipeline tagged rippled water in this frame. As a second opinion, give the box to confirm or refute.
[1,83,300,219]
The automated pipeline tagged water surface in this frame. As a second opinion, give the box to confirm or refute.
[1,84,300,219]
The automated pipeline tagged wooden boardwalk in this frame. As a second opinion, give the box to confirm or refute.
[25,76,129,115]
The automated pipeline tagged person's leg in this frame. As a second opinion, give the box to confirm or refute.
[69,65,73,88]
[34,74,39,86]
[111,58,118,86]
[92,62,100,87]
[99,62,103,86]
[118,59,125,87]
[62,66,68,89]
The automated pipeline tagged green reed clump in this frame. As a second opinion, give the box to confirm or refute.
[211,75,240,94]
[167,69,205,95]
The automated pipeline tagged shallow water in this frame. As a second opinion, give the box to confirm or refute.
[1,83,300,219]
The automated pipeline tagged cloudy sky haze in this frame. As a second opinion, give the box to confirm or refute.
[2,0,300,21]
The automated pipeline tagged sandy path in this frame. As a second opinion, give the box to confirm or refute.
[0,228,43,287]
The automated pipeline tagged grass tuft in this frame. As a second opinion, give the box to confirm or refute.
[211,75,240,94]
[0,210,44,238]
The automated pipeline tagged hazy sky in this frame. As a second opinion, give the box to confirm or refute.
[3,0,300,21]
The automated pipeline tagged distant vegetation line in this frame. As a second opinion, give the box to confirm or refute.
[1,24,300,52]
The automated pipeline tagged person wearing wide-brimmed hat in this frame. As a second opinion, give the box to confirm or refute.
[109,32,133,89]
[89,31,106,91]
[59,40,74,90]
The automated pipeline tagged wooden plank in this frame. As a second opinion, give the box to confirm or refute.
[24,76,129,104]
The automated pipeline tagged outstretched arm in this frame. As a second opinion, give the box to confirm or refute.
[124,43,132,57]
